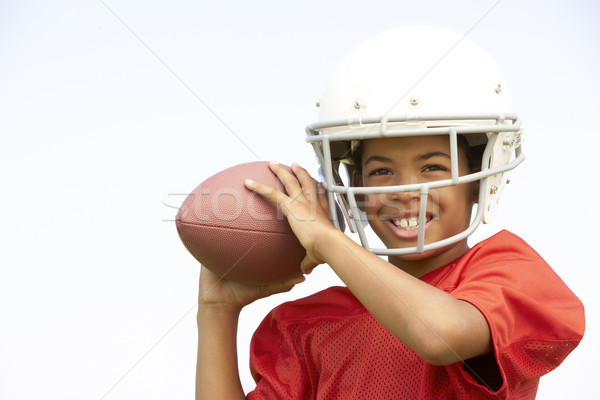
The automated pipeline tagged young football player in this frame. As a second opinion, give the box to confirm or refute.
[196,26,584,399]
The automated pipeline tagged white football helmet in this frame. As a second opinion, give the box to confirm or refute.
[306,26,524,255]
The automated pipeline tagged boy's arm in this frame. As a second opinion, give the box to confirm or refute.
[247,162,491,366]
[316,229,491,366]
[195,266,303,400]
[196,305,245,400]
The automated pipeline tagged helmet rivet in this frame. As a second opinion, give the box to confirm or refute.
[353,100,363,110]
[490,185,499,195]
[494,84,502,94]
[316,100,320,107]
[410,96,419,106]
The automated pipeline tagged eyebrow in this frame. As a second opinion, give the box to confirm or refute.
[416,151,451,161]
[363,151,450,165]
[363,155,393,165]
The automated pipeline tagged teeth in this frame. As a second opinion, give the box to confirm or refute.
[394,217,419,230]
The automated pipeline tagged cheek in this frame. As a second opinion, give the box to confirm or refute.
[357,193,376,212]
[437,184,476,209]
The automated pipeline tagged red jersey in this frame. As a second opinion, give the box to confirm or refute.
[247,231,584,399]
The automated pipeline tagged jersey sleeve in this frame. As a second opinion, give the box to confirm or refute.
[451,233,584,396]
[246,307,312,400]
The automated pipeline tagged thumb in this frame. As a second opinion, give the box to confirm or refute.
[300,255,321,275]
[256,275,306,298]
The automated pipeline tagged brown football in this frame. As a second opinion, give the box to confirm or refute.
[176,161,305,285]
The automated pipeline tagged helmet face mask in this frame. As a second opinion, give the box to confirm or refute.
[306,26,524,255]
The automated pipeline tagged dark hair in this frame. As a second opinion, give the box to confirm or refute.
[350,135,485,176]
[458,135,486,174]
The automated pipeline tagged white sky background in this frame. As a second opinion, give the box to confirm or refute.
[0,0,598,398]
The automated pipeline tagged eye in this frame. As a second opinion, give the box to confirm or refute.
[422,164,448,173]
[368,168,392,176]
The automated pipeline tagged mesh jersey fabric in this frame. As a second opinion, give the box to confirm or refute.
[246,230,584,399]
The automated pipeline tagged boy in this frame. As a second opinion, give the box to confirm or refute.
[196,26,584,399]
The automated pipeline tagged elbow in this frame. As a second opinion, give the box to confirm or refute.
[394,327,458,366]
[410,303,492,366]
[425,353,461,367]
[417,342,460,366]
[415,331,491,366]
[410,323,474,366]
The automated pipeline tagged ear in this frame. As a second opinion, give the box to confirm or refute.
[352,170,362,187]
[472,181,480,204]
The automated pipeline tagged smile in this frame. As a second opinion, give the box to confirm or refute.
[391,216,434,231]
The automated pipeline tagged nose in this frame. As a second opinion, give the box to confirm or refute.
[386,175,421,204]
[386,189,420,204]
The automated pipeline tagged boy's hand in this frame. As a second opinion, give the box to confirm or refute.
[244,161,338,274]
[198,265,305,311]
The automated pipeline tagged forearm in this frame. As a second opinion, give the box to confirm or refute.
[196,305,246,400]
[317,230,490,365]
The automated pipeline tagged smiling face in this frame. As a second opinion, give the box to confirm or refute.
[357,135,477,276]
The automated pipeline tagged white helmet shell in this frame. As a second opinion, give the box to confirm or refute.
[319,25,513,133]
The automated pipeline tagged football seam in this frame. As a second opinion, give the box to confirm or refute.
[176,220,294,235]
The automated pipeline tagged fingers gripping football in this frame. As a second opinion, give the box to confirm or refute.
[244,161,335,273]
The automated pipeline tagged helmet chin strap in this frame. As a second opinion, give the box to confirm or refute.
[482,129,523,223]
